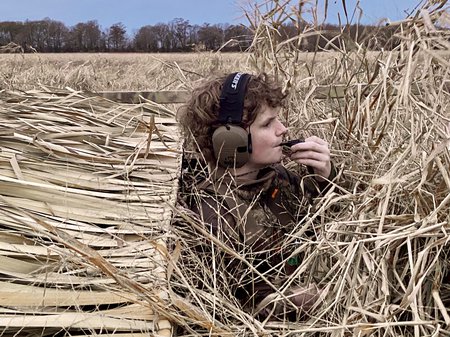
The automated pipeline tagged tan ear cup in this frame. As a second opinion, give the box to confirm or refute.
[212,125,249,168]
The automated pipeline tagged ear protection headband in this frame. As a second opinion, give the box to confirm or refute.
[212,72,252,168]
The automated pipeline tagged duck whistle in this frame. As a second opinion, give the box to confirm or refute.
[280,139,304,148]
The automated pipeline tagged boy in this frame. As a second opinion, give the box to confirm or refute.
[177,72,336,319]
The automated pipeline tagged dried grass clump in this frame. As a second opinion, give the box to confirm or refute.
[0,42,24,54]
[0,88,182,336]
[170,0,450,336]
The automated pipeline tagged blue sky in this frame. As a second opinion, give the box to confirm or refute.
[0,0,425,33]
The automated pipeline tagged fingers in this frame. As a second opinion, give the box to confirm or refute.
[290,136,330,163]
[289,136,332,179]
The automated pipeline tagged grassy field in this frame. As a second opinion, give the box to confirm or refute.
[1,50,447,93]
[0,52,249,91]
[0,51,360,92]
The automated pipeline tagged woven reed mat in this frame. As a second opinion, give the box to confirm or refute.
[0,88,181,336]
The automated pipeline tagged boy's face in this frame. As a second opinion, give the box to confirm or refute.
[245,105,288,169]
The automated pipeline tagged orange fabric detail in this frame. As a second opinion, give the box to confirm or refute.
[271,188,279,199]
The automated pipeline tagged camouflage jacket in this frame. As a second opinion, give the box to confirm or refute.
[190,163,336,305]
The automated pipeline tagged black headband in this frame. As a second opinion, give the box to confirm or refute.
[217,72,251,124]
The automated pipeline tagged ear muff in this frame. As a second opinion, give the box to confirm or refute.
[212,125,249,168]
[212,72,252,168]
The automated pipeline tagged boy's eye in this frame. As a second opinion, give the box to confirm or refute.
[263,119,273,127]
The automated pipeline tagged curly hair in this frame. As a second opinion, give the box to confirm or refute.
[177,73,286,164]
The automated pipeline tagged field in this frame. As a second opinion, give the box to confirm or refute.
[0,51,344,92]
[0,52,240,91]
[0,2,449,336]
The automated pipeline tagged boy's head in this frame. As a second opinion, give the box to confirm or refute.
[177,72,286,166]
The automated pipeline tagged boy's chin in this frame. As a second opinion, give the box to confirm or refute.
[251,155,282,167]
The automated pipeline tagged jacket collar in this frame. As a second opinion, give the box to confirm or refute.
[209,164,278,191]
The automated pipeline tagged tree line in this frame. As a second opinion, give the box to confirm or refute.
[0,18,402,53]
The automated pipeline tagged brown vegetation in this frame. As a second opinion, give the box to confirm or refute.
[0,0,449,336]
[172,0,450,335]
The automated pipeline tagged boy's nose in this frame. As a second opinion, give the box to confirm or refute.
[278,122,288,135]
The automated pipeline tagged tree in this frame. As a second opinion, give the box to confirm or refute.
[25,20,48,51]
[46,19,69,52]
[224,24,252,51]
[67,21,102,52]
[83,20,102,51]
[107,22,127,51]
[153,23,172,51]
[198,24,223,51]
[169,18,191,51]
[0,21,22,46]
[134,25,159,51]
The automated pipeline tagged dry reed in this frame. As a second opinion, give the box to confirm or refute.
[171,0,450,336]
[0,89,181,336]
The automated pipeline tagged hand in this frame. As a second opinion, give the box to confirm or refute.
[289,136,332,181]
